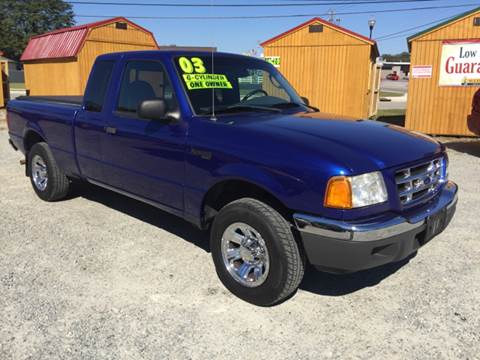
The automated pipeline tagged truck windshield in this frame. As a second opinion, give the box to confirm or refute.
[174,55,307,115]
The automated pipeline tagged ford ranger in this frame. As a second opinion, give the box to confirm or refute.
[7,51,458,306]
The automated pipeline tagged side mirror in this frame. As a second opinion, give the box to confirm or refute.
[138,99,170,121]
[300,96,310,106]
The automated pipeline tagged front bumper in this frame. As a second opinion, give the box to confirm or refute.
[294,181,458,273]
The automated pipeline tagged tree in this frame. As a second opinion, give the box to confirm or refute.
[382,51,410,62]
[0,0,75,61]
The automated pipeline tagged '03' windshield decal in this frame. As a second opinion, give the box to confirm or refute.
[178,57,232,90]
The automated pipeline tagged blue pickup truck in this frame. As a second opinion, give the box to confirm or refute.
[7,51,458,305]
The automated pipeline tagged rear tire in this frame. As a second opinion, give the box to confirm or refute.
[28,142,70,201]
[210,198,304,306]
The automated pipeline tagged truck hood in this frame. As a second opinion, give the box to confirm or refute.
[234,111,443,172]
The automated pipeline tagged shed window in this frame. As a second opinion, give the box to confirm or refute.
[474,17,480,26]
[116,22,128,30]
[309,24,323,33]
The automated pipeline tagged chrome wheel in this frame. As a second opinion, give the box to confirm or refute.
[221,222,270,287]
[32,154,48,191]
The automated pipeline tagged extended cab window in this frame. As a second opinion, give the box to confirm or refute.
[117,60,176,116]
[84,60,114,112]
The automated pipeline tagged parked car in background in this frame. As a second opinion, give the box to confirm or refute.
[6,51,458,306]
[386,72,400,81]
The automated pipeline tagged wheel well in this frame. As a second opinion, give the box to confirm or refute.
[24,131,45,153]
[202,180,292,228]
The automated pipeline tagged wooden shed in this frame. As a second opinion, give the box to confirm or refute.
[406,7,480,136]
[0,59,7,107]
[0,52,10,107]
[21,17,159,96]
[261,18,381,119]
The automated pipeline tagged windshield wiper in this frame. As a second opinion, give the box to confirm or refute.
[271,102,319,112]
[198,104,281,115]
[221,104,282,114]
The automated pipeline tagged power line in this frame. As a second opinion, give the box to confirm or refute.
[67,0,456,7]
[376,14,458,41]
[75,3,480,19]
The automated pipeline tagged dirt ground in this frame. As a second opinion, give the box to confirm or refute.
[0,130,479,359]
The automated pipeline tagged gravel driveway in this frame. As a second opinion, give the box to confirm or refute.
[0,130,479,359]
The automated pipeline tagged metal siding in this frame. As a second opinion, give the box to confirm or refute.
[21,28,88,61]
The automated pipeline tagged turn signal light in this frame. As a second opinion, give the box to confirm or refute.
[324,176,352,209]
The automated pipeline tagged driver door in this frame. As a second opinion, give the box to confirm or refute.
[100,59,187,213]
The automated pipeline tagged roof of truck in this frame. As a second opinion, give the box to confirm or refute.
[96,50,256,60]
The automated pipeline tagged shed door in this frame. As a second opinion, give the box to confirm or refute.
[368,62,381,117]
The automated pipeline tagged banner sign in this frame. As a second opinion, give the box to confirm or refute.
[265,56,280,68]
[439,40,480,86]
[412,65,433,79]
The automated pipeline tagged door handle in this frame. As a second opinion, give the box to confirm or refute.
[104,126,117,135]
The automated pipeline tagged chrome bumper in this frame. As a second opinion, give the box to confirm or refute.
[294,181,458,242]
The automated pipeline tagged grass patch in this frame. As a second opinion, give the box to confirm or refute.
[377,109,406,117]
[379,91,404,98]
[9,83,25,90]
[375,109,406,127]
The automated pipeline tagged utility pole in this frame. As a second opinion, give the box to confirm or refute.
[328,9,335,22]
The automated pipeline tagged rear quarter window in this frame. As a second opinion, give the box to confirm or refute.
[84,60,115,112]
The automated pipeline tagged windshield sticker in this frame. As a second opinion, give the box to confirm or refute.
[178,56,206,74]
[182,73,233,90]
[265,56,280,68]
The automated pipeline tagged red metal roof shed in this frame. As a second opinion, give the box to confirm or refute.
[21,17,159,61]
[21,17,159,95]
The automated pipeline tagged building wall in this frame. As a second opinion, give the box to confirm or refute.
[24,60,81,95]
[406,11,480,136]
[263,22,374,118]
[78,22,158,91]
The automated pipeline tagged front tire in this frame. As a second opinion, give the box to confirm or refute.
[28,142,70,201]
[210,198,304,306]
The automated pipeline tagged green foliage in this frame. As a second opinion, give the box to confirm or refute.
[0,0,75,61]
[382,51,410,63]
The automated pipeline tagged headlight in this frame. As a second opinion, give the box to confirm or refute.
[324,171,388,209]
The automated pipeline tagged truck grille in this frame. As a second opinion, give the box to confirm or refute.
[395,158,446,206]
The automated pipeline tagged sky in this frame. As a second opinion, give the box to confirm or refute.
[71,0,480,56]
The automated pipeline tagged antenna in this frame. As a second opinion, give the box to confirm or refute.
[328,9,335,22]
[210,0,217,121]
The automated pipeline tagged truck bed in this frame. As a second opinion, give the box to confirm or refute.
[16,96,84,106]
[7,96,82,175]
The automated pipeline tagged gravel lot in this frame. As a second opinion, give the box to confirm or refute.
[1,129,479,359]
